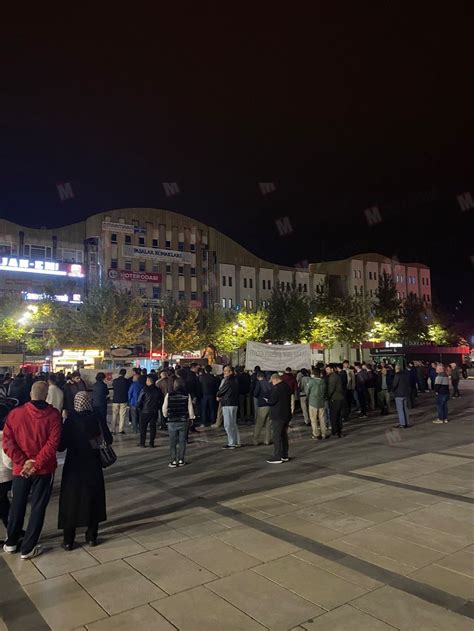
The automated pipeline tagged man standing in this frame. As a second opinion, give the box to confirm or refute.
[450,362,461,398]
[128,372,144,434]
[407,362,418,409]
[281,368,297,415]
[184,363,202,428]
[392,364,411,429]
[266,374,292,463]
[216,365,240,449]
[375,366,391,415]
[236,367,251,422]
[306,368,328,439]
[433,363,450,424]
[2,381,61,559]
[250,365,261,422]
[354,363,368,419]
[342,360,355,421]
[46,374,64,413]
[298,369,311,425]
[111,369,129,434]
[253,372,272,445]
[137,375,162,447]
[199,365,218,426]
[327,364,345,438]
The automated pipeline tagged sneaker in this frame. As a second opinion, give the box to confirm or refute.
[432,419,443,424]
[392,424,404,429]
[21,545,42,560]
[3,541,17,554]
[444,419,449,423]
[266,459,283,464]
[234,444,242,448]
[168,461,178,468]
[178,460,186,466]
[222,445,235,449]
[281,457,289,462]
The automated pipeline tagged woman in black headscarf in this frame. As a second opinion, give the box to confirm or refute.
[58,391,112,550]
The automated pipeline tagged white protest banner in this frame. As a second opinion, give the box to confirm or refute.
[245,342,311,372]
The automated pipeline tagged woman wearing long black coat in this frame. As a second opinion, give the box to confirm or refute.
[58,391,112,550]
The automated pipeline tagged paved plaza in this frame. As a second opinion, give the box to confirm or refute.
[1,381,473,630]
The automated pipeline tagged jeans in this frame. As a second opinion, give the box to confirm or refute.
[7,474,53,554]
[436,393,449,420]
[130,406,140,433]
[309,406,327,437]
[222,406,240,446]
[254,406,271,444]
[112,402,128,433]
[140,412,157,446]
[395,397,410,427]
[201,394,216,426]
[272,418,289,460]
[329,400,343,436]
[0,480,12,528]
[168,421,188,461]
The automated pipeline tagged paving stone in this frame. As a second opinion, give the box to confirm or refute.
[318,496,400,523]
[213,526,300,561]
[1,552,45,585]
[24,575,107,630]
[330,539,418,576]
[171,535,261,576]
[31,545,98,579]
[265,514,344,543]
[436,549,474,577]
[126,522,191,550]
[409,563,474,600]
[292,550,383,590]
[253,554,371,609]
[207,570,325,629]
[352,585,473,630]
[86,604,176,630]
[85,533,147,563]
[151,585,266,630]
[301,603,395,629]
[72,559,166,615]
[293,505,375,534]
[126,546,218,593]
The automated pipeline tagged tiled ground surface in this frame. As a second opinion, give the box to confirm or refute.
[1,380,473,630]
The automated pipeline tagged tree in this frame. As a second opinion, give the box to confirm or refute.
[374,272,401,323]
[427,323,451,346]
[367,320,400,344]
[75,286,148,350]
[398,293,428,344]
[338,295,373,360]
[266,288,311,343]
[214,310,268,353]
[304,314,343,362]
[155,295,203,357]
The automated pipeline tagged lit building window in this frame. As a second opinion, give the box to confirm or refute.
[249,299,253,310]
[222,298,226,308]
[228,298,233,308]
[243,299,248,309]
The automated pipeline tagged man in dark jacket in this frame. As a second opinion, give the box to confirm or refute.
[216,365,240,448]
[266,374,292,463]
[112,369,129,434]
[8,373,30,406]
[375,366,391,415]
[137,376,162,447]
[3,381,61,559]
[392,364,411,428]
[199,365,218,426]
[250,365,261,421]
[281,367,297,415]
[236,367,251,422]
[327,365,345,438]
[92,372,109,424]
[184,364,202,429]
[407,362,418,409]
[354,363,368,419]
[253,372,272,445]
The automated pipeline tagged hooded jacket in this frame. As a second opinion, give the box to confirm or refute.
[2,401,62,476]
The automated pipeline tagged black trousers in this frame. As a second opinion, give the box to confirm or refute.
[272,419,289,460]
[356,388,367,415]
[408,386,417,409]
[7,474,53,554]
[329,400,344,436]
[452,379,460,397]
[0,480,12,528]
[140,412,157,446]
[343,390,353,420]
[64,522,98,546]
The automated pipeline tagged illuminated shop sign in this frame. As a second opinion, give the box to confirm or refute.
[0,258,84,278]
[122,245,192,264]
[22,292,82,304]
[108,269,162,283]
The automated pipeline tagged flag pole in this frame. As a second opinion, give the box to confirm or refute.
[149,307,153,361]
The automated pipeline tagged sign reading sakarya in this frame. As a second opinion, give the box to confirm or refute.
[122,245,192,264]
[245,342,311,372]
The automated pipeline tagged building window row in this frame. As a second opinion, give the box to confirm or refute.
[395,274,405,283]
[421,277,430,286]
[242,299,254,310]
[111,234,197,252]
[353,269,362,278]
[262,279,272,290]
[422,293,431,302]
[368,271,378,280]
[407,275,417,284]
[221,297,233,308]
[242,277,254,289]
[222,276,233,287]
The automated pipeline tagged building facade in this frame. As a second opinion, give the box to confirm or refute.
[0,212,431,311]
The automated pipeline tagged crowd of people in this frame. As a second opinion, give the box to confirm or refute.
[0,357,465,561]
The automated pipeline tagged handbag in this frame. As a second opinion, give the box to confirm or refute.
[90,420,117,469]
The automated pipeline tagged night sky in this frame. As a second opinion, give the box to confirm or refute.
[1,8,473,334]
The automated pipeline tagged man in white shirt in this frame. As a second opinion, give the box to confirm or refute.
[46,374,64,413]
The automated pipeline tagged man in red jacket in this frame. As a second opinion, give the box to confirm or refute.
[2,381,61,559]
